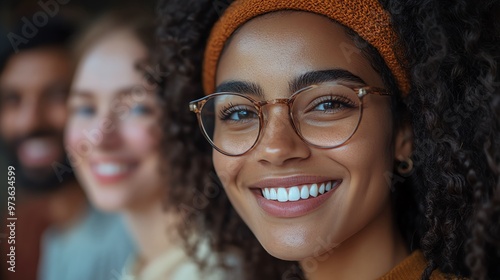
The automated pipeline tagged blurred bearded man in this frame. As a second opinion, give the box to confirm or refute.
[0,17,78,280]
[0,22,75,192]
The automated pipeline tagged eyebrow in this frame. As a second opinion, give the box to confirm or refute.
[289,69,366,93]
[215,81,264,98]
[70,85,154,99]
[214,69,366,98]
[69,90,93,99]
[116,85,155,98]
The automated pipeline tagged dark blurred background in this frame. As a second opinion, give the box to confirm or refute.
[0,0,157,27]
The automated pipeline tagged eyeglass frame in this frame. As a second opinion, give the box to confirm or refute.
[189,82,392,156]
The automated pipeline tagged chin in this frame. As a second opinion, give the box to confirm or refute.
[91,198,124,212]
[260,239,325,262]
[251,220,344,262]
[84,187,127,212]
[254,231,313,261]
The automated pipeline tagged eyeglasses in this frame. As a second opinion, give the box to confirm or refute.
[189,82,391,156]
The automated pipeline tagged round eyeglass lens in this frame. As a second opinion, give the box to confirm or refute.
[291,84,362,148]
[200,93,260,155]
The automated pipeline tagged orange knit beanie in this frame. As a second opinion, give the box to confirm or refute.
[203,0,410,95]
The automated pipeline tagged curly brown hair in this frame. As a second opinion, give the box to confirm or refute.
[155,0,500,279]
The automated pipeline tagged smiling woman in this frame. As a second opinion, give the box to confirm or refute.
[66,14,161,213]
[207,11,410,277]
[158,0,500,279]
[63,8,232,280]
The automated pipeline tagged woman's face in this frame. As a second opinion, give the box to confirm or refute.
[214,12,410,261]
[65,31,163,212]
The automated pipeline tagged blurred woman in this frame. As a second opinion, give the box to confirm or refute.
[64,9,229,279]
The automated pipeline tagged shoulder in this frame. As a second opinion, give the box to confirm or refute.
[379,250,466,280]
[134,244,231,280]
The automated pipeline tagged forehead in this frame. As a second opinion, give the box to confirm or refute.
[0,47,71,88]
[233,11,347,45]
[71,31,148,93]
[216,11,382,93]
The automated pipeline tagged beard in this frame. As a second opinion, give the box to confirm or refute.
[3,130,75,194]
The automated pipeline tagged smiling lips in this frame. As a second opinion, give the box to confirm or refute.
[261,180,338,202]
[94,163,130,176]
[90,161,136,184]
[18,138,62,168]
[254,178,342,218]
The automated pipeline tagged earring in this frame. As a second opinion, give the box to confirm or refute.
[397,158,413,175]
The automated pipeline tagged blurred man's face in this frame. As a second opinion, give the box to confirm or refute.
[0,47,72,191]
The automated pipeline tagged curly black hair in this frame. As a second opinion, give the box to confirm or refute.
[156,0,500,279]
[381,1,500,279]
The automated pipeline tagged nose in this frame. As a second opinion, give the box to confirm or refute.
[253,105,310,166]
[93,112,123,150]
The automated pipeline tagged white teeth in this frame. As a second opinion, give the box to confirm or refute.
[300,186,310,199]
[21,139,58,160]
[277,188,288,202]
[288,187,300,201]
[319,183,325,194]
[260,181,338,202]
[310,183,318,197]
[325,181,332,191]
[270,188,277,200]
[95,163,127,176]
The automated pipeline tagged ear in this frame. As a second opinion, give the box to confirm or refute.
[394,122,413,161]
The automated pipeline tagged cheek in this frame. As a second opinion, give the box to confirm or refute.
[336,136,393,175]
[122,122,159,154]
[347,100,395,169]
[122,123,164,197]
[213,152,252,221]
[333,107,395,207]
[213,152,241,187]
[65,126,82,152]
[0,110,16,140]
[64,121,91,167]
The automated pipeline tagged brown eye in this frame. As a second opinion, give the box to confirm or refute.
[219,104,258,122]
[309,95,356,113]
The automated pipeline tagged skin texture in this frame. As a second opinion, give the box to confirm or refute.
[213,12,412,279]
[0,47,71,186]
[65,30,163,212]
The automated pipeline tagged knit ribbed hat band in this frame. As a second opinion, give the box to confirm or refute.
[203,0,410,95]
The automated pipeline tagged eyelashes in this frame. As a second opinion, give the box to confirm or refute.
[307,94,357,113]
[218,103,258,122]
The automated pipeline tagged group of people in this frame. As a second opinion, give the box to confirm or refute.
[1,0,499,279]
